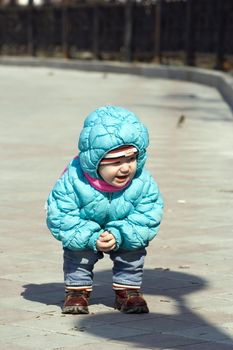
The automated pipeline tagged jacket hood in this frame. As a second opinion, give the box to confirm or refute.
[78,106,149,179]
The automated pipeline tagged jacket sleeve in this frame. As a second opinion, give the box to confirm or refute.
[105,176,164,250]
[46,171,103,252]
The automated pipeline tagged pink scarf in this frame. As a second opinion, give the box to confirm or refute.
[83,171,130,193]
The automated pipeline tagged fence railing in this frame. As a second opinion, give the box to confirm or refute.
[0,0,233,70]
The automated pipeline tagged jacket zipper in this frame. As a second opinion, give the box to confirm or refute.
[105,192,112,225]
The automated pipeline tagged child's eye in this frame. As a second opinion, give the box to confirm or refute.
[128,156,136,162]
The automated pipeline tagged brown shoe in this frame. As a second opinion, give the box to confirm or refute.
[114,289,149,314]
[62,289,90,314]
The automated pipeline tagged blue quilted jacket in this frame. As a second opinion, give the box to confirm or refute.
[47,106,163,252]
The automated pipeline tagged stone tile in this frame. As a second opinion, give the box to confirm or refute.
[0,320,151,348]
[13,311,151,338]
[0,278,25,296]
[112,333,203,349]
[176,341,233,350]
[1,271,62,284]
[63,343,152,350]
[166,325,233,345]
[0,295,61,313]
[167,310,233,325]
[0,324,97,349]
[113,316,200,333]
[0,344,33,350]
[0,307,39,325]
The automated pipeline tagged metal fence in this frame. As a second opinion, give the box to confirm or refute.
[0,0,233,70]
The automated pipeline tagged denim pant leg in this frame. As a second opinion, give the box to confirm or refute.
[109,248,147,288]
[63,248,103,287]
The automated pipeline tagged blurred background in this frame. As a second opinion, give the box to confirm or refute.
[0,0,232,71]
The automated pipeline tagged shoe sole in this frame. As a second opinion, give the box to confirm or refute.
[121,306,149,314]
[115,302,149,314]
[62,306,89,314]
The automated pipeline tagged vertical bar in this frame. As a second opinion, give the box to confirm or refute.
[123,0,133,62]
[215,0,225,70]
[185,0,195,66]
[0,9,3,55]
[92,4,100,60]
[154,0,162,63]
[27,0,36,56]
[62,0,70,59]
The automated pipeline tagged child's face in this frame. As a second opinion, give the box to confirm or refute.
[98,155,137,187]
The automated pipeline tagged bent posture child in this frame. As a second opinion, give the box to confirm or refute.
[46,106,164,314]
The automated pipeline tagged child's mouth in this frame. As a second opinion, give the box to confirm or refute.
[115,175,129,182]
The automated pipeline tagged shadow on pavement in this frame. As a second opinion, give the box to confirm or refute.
[22,268,233,349]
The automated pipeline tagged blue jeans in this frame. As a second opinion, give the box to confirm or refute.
[63,248,147,288]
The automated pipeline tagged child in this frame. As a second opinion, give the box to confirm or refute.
[46,105,164,314]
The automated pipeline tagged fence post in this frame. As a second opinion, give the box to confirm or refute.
[62,0,70,59]
[92,4,100,60]
[185,0,195,66]
[215,0,225,70]
[27,0,36,56]
[154,0,162,63]
[123,0,133,62]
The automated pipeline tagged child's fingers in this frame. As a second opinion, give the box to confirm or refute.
[100,233,116,243]
[100,234,111,242]
[97,238,115,249]
[101,231,108,236]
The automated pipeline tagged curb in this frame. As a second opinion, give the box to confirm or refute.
[1,56,233,112]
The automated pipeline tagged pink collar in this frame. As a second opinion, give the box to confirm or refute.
[83,171,130,193]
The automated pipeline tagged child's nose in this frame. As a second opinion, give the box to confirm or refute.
[120,162,130,172]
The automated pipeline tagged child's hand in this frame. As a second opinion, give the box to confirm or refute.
[96,231,116,252]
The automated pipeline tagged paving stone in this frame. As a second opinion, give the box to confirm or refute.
[0,324,97,349]
[167,323,233,344]
[175,342,233,350]
[0,307,40,325]
[112,332,204,349]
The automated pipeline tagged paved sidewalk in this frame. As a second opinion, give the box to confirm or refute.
[0,65,233,350]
